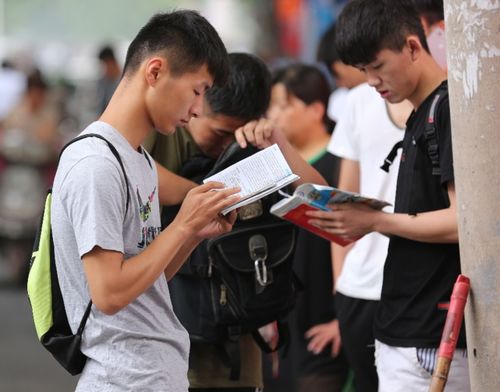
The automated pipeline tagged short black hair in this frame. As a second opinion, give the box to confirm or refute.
[336,0,429,66]
[123,10,228,87]
[316,23,341,76]
[272,63,334,130]
[98,45,116,61]
[413,0,444,27]
[205,52,271,122]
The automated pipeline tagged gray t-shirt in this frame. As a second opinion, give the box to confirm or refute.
[51,121,189,391]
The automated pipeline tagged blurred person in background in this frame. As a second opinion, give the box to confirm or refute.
[2,69,62,156]
[316,24,365,125]
[308,83,411,392]
[264,63,349,392]
[0,69,62,285]
[413,0,447,70]
[96,45,122,115]
[0,60,26,122]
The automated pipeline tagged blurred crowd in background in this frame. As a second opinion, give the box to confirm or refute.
[0,0,347,286]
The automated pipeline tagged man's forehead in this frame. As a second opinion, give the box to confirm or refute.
[355,49,393,68]
[178,63,213,86]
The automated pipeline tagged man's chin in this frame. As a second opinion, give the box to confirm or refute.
[155,126,177,135]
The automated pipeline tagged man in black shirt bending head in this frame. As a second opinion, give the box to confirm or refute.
[307,1,470,391]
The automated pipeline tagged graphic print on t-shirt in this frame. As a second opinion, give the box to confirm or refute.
[136,185,161,248]
[137,186,156,222]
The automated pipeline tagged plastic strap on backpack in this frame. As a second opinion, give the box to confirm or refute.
[424,87,447,176]
[380,140,403,173]
[76,300,93,336]
[224,325,242,381]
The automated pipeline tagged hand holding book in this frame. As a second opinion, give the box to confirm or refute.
[204,144,300,215]
[270,183,390,246]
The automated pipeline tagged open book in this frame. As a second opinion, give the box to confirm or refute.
[270,183,390,246]
[204,144,300,215]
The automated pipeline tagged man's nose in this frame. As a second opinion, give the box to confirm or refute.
[366,71,381,88]
[189,94,204,118]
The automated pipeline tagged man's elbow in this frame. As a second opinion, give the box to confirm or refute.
[317,175,328,186]
[91,292,128,315]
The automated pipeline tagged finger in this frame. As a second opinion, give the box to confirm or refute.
[215,216,234,232]
[332,338,342,358]
[259,119,274,140]
[253,119,271,146]
[241,128,256,146]
[309,336,328,354]
[307,218,344,231]
[195,181,226,192]
[211,194,241,213]
[234,128,247,148]
[305,210,338,219]
[240,121,259,145]
[226,210,238,225]
[304,325,321,339]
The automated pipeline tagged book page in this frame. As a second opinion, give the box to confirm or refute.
[221,173,299,215]
[204,144,294,198]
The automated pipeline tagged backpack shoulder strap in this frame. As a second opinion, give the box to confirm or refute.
[424,85,448,176]
[59,133,130,212]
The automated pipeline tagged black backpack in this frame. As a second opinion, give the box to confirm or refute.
[163,142,299,380]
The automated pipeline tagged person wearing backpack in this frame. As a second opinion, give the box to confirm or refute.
[302,4,447,391]
[49,11,243,392]
[145,52,326,391]
[306,1,469,391]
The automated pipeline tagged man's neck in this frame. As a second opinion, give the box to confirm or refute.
[99,80,153,150]
[296,124,330,161]
[409,57,447,109]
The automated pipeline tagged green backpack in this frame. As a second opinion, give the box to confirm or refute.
[27,133,130,375]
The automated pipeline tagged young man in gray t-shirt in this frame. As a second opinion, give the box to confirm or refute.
[51,11,240,391]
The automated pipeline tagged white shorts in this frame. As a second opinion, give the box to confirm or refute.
[374,340,470,392]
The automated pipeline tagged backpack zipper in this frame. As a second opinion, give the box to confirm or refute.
[220,284,227,305]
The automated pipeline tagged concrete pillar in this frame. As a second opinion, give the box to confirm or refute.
[444,1,500,391]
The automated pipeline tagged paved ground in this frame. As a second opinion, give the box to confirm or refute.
[0,287,78,391]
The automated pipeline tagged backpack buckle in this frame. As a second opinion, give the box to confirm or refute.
[249,234,269,287]
[254,258,268,286]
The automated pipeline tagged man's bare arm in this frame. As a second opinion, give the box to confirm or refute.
[156,161,197,206]
[234,119,327,188]
[308,182,458,243]
[331,158,359,290]
[82,182,239,315]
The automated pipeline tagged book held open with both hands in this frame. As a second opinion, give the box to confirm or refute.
[270,183,391,246]
[203,144,300,215]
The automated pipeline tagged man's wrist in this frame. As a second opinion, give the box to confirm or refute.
[373,210,389,234]
[170,220,197,243]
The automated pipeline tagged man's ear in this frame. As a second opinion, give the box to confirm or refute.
[144,57,166,86]
[407,36,423,61]
[308,101,325,122]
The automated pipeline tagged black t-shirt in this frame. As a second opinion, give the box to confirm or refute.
[374,81,466,348]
